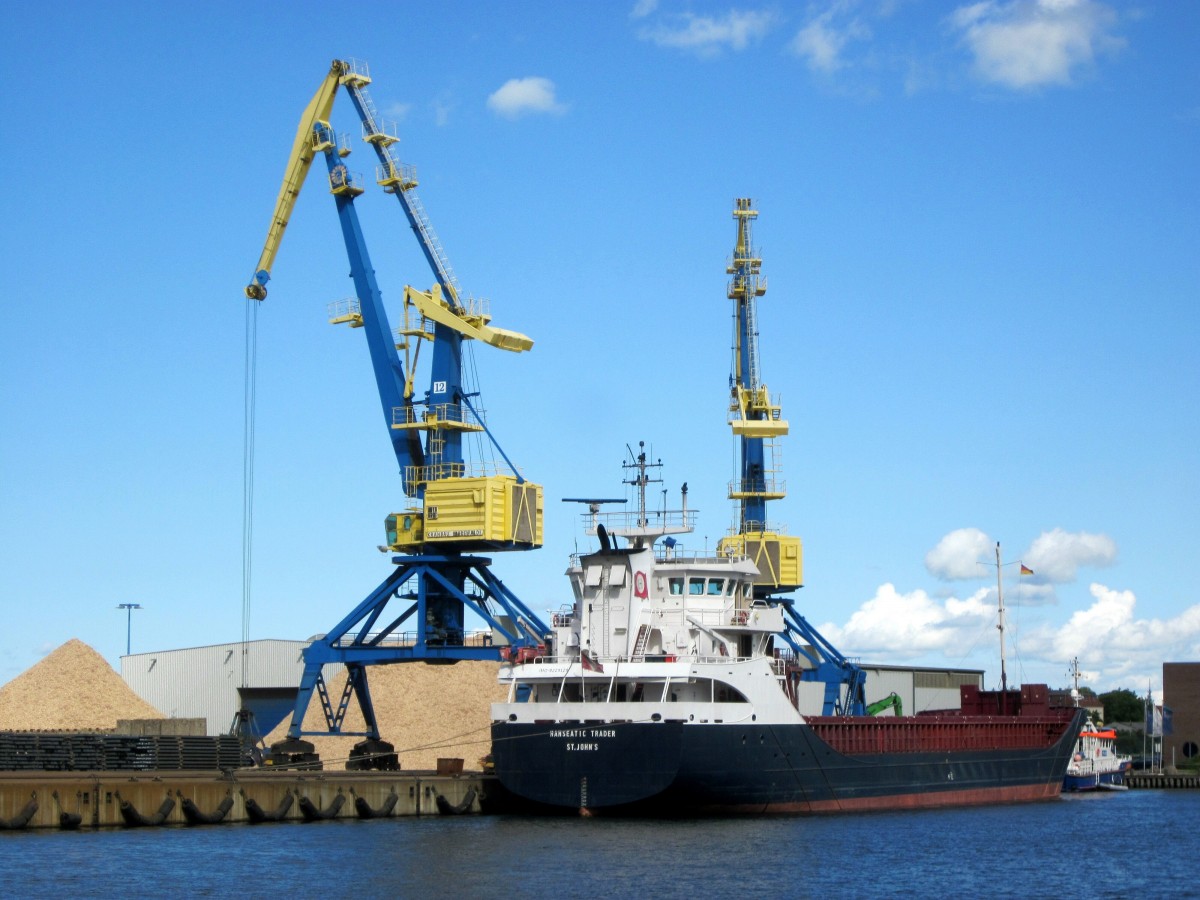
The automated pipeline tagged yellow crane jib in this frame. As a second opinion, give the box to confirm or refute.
[403,284,534,353]
[245,59,364,301]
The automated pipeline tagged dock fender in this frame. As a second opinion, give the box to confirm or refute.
[351,788,399,819]
[298,791,346,822]
[435,788,477,815]
[180,790,234,825]
[242,789,294,824]
[0,792,38,830]
[51,790,82,830]
[116,791,175,828]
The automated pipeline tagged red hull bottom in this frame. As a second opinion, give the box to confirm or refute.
[709,781,1062,815]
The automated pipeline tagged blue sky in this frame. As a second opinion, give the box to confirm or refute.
[1,1,1196,701]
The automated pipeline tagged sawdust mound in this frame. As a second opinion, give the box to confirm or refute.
[264,660,508,771]
[0,638,164,731]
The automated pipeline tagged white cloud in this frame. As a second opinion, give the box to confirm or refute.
[1022,528,1116,583]
[487,77,567,120]
[1021,583,1200,689]
[925,527,993,580]
[638,10,776,56]
[630,0,658,20]
[789,8,871,73]
[384,102,412,121]
[949,0,1124,89]
[430,91,457,127]
[925,526,1115,585]
[819,582,995,659]
[816,578,1200,695]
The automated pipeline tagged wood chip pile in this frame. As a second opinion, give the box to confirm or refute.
[0,638,164,731]
[264,660,509,771]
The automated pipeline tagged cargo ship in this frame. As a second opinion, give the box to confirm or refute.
[489,456,1085,813]
[489,200,1085,813]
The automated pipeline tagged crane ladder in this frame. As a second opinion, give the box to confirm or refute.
[342,80,463,306]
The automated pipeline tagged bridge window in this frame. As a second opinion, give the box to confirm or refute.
[688,578,705,595]
[668,578,683,595]
[707,579,724,596]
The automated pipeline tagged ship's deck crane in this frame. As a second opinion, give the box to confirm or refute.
[715,199,866,716]
[244,59,549,768]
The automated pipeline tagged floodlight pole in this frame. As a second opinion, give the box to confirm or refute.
[117,603,142,655]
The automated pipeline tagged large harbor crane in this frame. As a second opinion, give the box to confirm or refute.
[716,199,865,715]
[244,59,549,767]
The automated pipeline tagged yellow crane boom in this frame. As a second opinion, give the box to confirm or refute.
[245,60,349,300]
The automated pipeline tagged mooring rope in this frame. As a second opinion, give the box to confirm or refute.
[240,299,259,691]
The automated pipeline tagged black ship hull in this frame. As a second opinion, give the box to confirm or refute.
[490,709,1087,814]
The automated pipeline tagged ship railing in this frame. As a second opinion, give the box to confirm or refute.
[519,653,763,669]
[329,629,496,648]
[653,549,749,565]
[587,509,697,532]
[685,605,753,628]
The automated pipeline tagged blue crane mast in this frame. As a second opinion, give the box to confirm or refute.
[244,59,549,768]
[716,199,866,716]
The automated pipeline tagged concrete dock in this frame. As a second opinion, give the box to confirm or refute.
[0,769,486,829]
[1127,772,1200,790]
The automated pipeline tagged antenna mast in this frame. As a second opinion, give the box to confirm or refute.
[622,441,662,527]
[995,542,1008,693]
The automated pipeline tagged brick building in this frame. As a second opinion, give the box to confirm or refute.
[1163,662,1200,766]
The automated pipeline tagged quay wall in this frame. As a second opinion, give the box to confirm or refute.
[0,769,484,830]
[1127,772,1200,790]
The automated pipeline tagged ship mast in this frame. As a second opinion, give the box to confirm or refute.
[995,542,1008,694]
[622,441,661,528]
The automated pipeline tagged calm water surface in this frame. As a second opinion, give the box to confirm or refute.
[1,790,1196,898]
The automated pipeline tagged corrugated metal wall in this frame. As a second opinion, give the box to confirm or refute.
[797,665,982,716]
[120,641,334,737]
[868,667,982,715]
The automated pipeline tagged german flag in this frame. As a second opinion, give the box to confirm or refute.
[1020,564,1034,576]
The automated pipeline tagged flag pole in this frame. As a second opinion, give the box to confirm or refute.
[996,542,1007,699]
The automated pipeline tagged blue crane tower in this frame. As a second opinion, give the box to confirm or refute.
[244,59,549,768]
[716,199,866,715]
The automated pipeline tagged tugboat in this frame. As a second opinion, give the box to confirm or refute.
[1064,726,1133,791]
[489,200,1085,814]
[1063,658,1132,792]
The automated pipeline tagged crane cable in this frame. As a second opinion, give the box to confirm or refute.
[240,299,259,692]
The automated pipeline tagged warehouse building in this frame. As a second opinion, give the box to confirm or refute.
[121,639,982,736]
[120,639,334,739]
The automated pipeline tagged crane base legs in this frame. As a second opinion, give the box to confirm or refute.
[265,738,322,771]
[347,738,400,771]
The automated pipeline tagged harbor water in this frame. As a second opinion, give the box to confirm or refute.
[2,790,1196,898]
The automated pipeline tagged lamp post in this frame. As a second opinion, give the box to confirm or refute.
[117,603,142,656]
